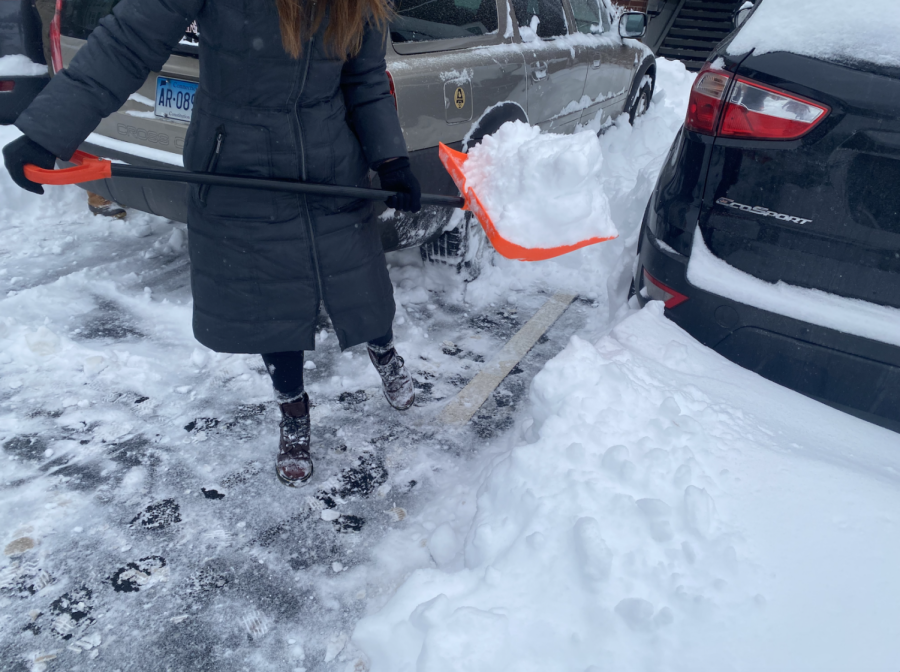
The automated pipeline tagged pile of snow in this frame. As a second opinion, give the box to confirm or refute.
[353,303,900,672]
[463,121,617,249]
[0,54,48,77]
[463,57,696,308]
[728,0,900,69]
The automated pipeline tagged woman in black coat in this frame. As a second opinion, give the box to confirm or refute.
[3,0,421,485]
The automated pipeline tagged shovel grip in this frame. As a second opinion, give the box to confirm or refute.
[23,150,112,185]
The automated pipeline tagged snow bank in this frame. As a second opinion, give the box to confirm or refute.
[354,303,900,672]
[728,0,900,69]
[463,121,616,249]
[463,57,696,308]
[687,231,900,348]
[0,54,48,77]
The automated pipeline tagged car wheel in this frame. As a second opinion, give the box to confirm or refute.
[628,80,653,125]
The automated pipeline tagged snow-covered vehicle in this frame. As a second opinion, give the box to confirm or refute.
[633,0,900,432]
[1,0,655,259]
[0,0,51,124]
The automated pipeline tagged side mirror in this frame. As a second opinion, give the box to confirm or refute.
[618,12,647,39]
[733,2,753,28]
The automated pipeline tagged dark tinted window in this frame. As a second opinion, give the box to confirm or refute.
[60,0,197,55]
[391,0,499,43]
[60,0,121,40]
[512,0,567,39]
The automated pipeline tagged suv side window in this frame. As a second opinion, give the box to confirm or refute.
[511,0,567,39]
[569,0,609,34]
[390,0,499,43]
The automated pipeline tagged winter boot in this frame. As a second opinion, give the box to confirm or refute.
[87,192,126,219]
[367,342,415,411]
[276,392,313,485]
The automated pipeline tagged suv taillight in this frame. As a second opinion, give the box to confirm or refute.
[642,270,688,309]
[0,81,15,93]
[685,64,829,140]
[386,70,397,109]
[685,65,732,134]
[50,0,64,73]
[719,79,829,140]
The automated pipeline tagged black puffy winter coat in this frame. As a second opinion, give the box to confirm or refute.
[16,0,407,353]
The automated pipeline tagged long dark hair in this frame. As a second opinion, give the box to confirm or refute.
[275,0,393,59]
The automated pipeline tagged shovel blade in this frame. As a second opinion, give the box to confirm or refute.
[438,142,616,262]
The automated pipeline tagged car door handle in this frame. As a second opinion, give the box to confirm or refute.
[531,62,549,81]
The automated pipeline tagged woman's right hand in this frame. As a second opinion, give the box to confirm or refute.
[377,157,422,213]
[2,135,57,195]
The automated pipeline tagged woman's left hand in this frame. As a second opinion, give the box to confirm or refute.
[377,158,421,213]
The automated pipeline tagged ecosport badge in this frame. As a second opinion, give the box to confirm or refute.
[716,197,812,225]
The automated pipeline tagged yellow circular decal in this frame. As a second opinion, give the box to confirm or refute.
[454,87,466,110]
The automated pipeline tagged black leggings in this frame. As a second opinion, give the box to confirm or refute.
[263,329,393,400]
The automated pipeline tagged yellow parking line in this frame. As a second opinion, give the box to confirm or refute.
[440,292,577,425]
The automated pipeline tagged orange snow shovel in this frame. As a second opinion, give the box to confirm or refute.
[437,143,617,261]
[25,146,615,261]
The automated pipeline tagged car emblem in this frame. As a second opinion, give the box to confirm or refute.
[454,87,466,110]
[716,197,812,225]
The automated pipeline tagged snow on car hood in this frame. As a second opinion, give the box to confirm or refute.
[727,0,900,70]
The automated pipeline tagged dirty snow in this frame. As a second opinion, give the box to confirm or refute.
[728,0,900,69]
[0,55,48,77]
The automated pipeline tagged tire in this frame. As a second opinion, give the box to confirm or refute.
[628,80,653,125]
[420,211,489,281]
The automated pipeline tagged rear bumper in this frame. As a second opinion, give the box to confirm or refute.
[66,140,461,252]
[61,140,190,223]
[0,75,50,125]
[635,218,900,433]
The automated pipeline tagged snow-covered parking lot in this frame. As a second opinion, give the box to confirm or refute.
[2,59,899,672]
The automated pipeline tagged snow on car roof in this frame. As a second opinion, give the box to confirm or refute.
[727,0,900,70]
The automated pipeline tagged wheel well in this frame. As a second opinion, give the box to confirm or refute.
[627,58,657,111]
[462,102,528,152]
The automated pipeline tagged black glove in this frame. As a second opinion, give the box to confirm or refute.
[377,157,421,213]
[3,135,57,195]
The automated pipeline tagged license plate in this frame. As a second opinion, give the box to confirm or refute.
[154,76,197,123]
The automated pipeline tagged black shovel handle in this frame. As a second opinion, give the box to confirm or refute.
[25,151,466,208]
[110,164,466,208]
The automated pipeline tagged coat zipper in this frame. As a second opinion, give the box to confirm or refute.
[199,127,225,206]
[296,23,327,309]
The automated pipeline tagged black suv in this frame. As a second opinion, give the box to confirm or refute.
[633,6,900,431]
[0,0,51,124]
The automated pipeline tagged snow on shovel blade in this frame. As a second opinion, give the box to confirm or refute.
[439,142,617,262]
